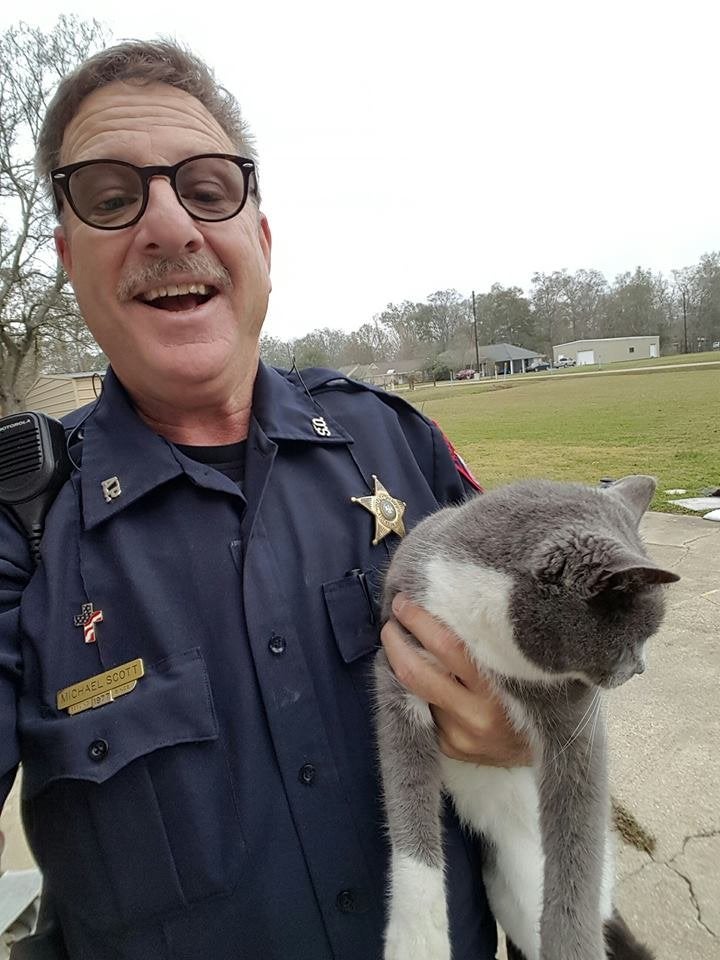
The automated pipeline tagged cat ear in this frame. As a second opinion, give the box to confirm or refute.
[603,475,656,525]
[605,564,680,593]
[531,533,680,599]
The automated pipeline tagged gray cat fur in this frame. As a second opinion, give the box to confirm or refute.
[375,476,677,960]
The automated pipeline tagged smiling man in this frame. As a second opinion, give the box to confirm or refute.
[0,41,527,960]
[51,80,271,441]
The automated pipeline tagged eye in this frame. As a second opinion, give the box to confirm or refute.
[181,179,230,207]
[176,159,246,217]
[96,193,137,212]
[70,164,143,224]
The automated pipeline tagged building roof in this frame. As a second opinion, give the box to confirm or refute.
[338,359,423,378]
[383,359,424,375]
[477,343,542,362]
[554,336,659,349]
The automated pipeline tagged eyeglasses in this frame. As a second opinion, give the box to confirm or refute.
[50,153,257,230]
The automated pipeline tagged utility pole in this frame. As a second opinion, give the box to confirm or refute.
[681,286,688,354]
[471,290,480,373]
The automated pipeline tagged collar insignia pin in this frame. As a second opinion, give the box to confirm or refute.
[101,476,122,503]
[351,475,407,545]
[74,602,104,644]
[311,416,331,437]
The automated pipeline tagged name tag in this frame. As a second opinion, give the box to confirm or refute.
[56,659,145,715]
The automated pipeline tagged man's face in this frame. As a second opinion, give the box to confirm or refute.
[55,81,272,405]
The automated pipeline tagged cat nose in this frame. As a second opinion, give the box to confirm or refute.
[634,658,646,675]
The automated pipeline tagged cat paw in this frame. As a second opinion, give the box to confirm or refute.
[384,908,451,960]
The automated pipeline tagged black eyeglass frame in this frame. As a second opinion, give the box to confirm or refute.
[50,153,258,230]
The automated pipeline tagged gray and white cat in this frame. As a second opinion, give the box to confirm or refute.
[375,476,679,960]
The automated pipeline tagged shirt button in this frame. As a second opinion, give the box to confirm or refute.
[298,763,316,785]
[88,739,108,762]
[268,634,286,655]
[336,889,356,913]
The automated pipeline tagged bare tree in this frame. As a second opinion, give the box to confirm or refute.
[260,334,293,368]
[0,16,109,414]
[423,289,467,353]
[530,271,569,352]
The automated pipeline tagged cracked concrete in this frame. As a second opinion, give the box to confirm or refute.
[671,833,720,937]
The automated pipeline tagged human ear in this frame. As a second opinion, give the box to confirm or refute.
[54,225,73,277]
[258,213,272,272]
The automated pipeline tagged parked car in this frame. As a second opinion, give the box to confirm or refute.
[456,368,476,380]
[527,359,551,372]
[555,356,576,368]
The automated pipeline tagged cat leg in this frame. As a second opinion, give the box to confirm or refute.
[536,695,609,960]
[441,758,543,960]
[374,649,451,960]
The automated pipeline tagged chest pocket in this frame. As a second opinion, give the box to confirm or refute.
[322,569,383,710]
[19,648,246,931]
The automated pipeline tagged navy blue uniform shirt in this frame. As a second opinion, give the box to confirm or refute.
[0,364,497,960]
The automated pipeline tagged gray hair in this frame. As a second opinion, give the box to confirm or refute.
[36,39,260,198]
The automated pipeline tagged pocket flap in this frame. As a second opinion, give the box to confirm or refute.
[20,648,217,797]
[323,569,382,664]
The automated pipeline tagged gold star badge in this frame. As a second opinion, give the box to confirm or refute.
[351,475,407,545]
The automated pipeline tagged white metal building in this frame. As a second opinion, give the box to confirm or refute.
[553,336,660,366]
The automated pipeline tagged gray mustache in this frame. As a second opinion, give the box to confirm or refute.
[117,254,232,301]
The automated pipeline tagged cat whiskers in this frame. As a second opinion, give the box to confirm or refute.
[583,695,603,778]
[549,689,602,764]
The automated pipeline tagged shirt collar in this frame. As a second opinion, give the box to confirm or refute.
[250,363,353,444]
[76,364,352,530]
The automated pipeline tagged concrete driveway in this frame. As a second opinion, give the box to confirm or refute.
[608,511,720,960]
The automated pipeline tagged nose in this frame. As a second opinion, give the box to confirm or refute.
[133,177,205,258]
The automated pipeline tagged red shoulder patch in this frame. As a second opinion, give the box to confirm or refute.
[432,422,484,493]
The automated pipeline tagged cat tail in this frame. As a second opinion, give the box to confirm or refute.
[604,909,655,960]
[373,645,451,960]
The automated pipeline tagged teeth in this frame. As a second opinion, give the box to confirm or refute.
[140,283,210,301]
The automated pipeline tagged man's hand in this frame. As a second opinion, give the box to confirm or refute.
[380,594,532,767]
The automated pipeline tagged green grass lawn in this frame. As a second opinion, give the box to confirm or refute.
[408,366,720,513]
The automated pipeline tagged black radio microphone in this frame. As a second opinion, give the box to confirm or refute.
[0,412,73,565]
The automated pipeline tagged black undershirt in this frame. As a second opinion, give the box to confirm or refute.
[175,441,247,486]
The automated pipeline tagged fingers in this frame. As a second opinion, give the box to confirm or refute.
[381,615,478,714]
[433,705,533,767]
[389,594,489,692]
[382,593,533,768]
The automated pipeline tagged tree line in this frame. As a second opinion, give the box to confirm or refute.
[1,17,719,415]
[261,261,720,372]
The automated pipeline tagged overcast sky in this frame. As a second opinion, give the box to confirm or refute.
[2,0,718,340]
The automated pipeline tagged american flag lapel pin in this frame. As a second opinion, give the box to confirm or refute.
[74,602,104,644]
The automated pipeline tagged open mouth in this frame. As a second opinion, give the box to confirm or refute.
[136,282,218,312]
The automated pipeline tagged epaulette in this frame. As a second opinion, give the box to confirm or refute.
[286,366,430,421]
[288,367,483,493]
